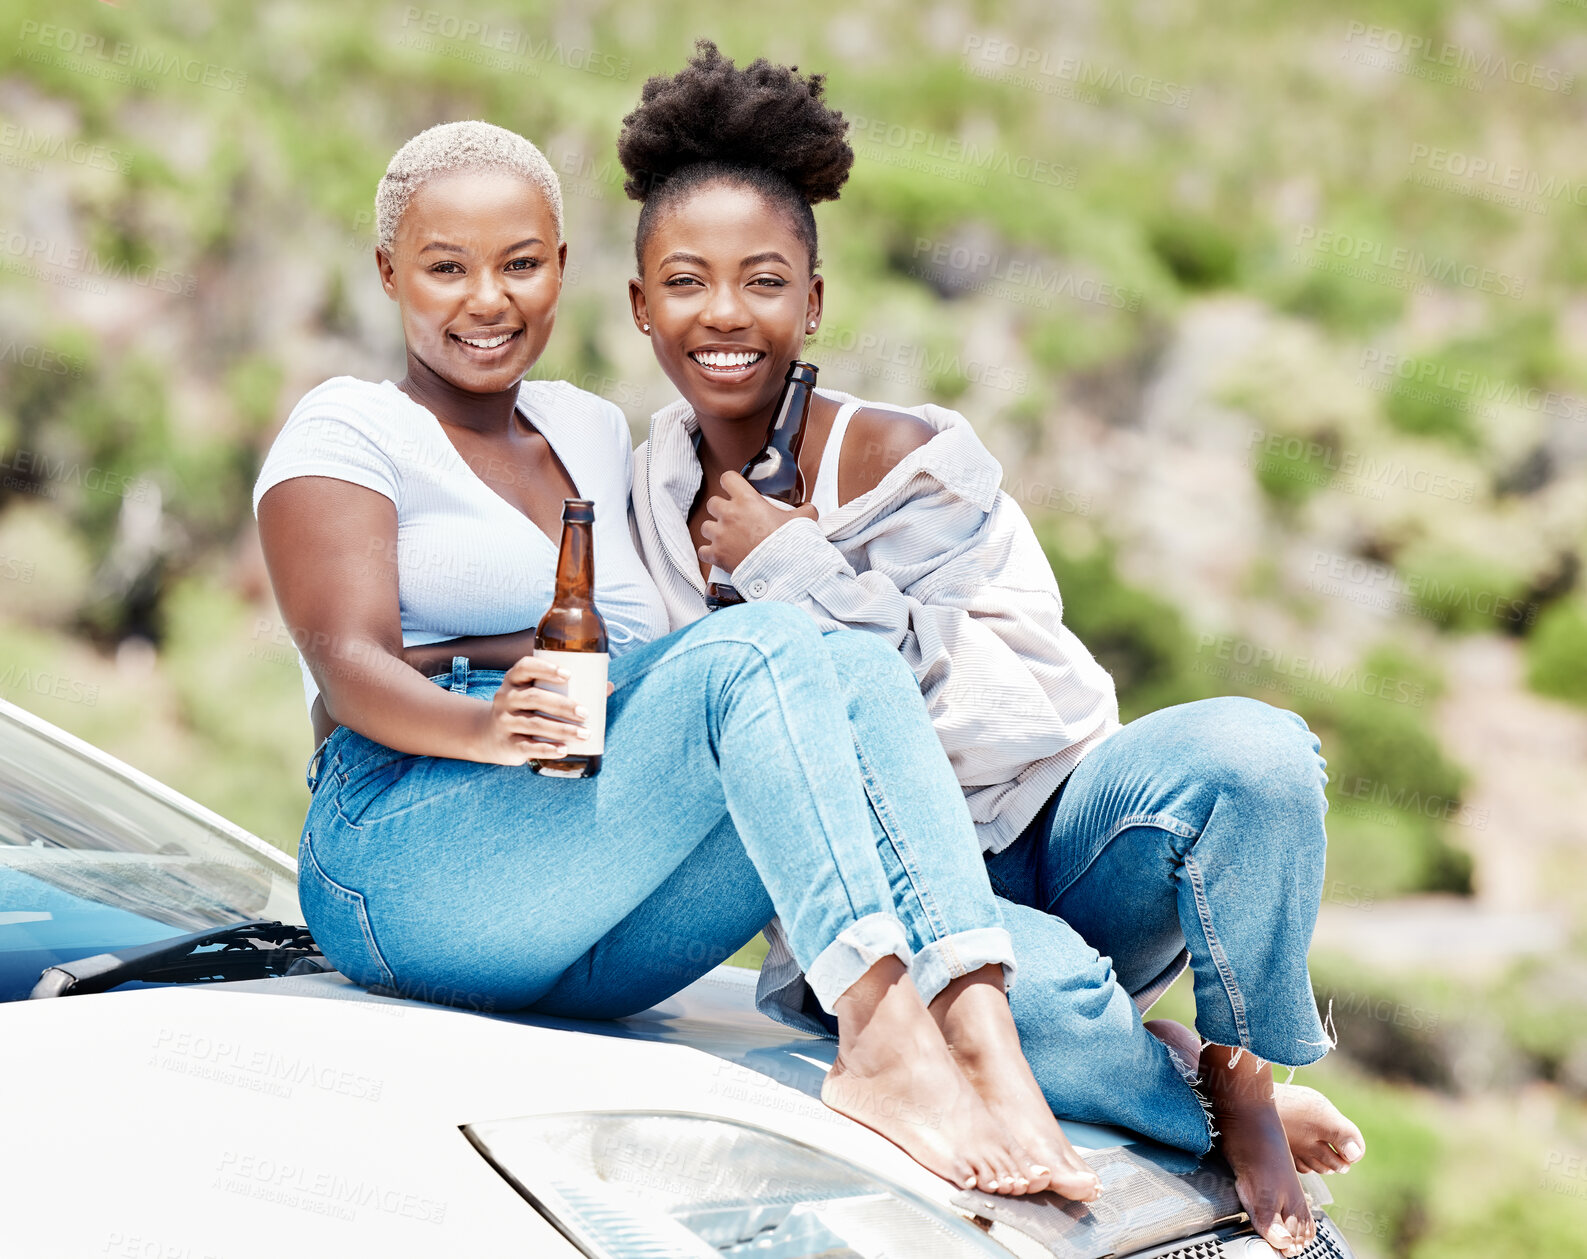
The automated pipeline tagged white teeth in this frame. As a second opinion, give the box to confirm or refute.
[691,349,764,369]
[459,332,514,349]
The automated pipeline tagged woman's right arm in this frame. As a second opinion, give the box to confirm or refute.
[257,474,584,764]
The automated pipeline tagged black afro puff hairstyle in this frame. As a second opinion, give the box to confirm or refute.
[618,40,853,272]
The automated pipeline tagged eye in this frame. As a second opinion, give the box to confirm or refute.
[430,261,464,274]
[664,275,703,288]
[750,275,787,288]
[505,257,541,272]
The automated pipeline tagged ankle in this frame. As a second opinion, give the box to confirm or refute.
[1199,1045,1277,1108]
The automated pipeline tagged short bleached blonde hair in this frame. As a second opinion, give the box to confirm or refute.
[375,120,564,252]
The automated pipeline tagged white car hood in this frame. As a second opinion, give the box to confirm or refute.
[5,965,1320,1258]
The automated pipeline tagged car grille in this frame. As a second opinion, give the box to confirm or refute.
[1133,1212,1353,1259]
[1148,1237,1226,1259]
[1300,1216,1353,1257]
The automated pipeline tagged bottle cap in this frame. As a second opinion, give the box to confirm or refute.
[562,499,596,523]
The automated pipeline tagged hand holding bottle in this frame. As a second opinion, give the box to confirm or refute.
[469,655,593,765]
[698,470,820,574]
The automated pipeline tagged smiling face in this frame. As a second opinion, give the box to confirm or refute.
[378,168,567,394]
[630,182,822,424]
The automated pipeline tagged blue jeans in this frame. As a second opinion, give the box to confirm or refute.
[297,603,1013,1018]
[986,697,1332,1154]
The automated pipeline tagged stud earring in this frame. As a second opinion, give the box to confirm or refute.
[642,323,650,332]
[808,320,817,329]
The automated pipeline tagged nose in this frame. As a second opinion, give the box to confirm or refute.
[699,280,751,333]
[465,265,510,320]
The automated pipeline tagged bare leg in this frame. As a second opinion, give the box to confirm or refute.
[930,966,1103,1201]
[1200,1043,1316,1257]
[821,957,1036,1196]
[1148,1020,1364,1176]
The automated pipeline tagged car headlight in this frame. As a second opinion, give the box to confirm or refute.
[464,1110,1012,1258]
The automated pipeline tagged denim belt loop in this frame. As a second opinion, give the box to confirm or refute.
[449,656,471,694]
[305,736,329,793]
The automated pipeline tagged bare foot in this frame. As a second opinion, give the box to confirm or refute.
[1274,1082,1366,1175]
[930,966,1103,1202]
[1201,1043,1316,1257]
[1147,1020,1365,1177]
[821,958,1037,1196]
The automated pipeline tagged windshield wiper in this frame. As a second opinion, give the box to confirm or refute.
[28,920,326,998]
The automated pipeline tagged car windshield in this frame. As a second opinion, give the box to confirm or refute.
[0,701,303,1001]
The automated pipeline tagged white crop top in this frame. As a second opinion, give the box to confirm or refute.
[252,375,669,711]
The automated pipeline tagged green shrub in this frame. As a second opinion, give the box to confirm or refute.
[1397,550,1538,635]
[1526,598,1587,707]
[1303,686,1474,897]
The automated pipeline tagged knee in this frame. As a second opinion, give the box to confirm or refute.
[1188,697,1323,786]
[708,600,822,662]
[1192,697,1329,848]
[821,629,916,695]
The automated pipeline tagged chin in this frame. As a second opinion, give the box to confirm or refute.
[684,373,783,423]
[448,352,535,394]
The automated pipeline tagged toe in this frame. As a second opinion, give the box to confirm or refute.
[1051,1161,1102,1202]
[1262,1219,1295,1254]
[1313,1144,1350,1174]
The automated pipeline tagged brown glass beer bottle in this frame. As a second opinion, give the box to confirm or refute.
[705,360,820,610]
[534,499,608,777]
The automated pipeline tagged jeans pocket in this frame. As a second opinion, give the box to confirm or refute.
[298,832,396,990]
[333,743,425,829]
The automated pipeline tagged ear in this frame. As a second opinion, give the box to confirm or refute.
[629,277,651,334]
[557,241,569,274]
[804,273,824,335]
[376,246,398,301]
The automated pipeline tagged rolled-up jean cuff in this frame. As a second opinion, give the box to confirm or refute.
[804,912,914,1013]
[911,927,1017,1008]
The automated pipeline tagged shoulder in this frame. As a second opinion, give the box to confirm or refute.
[518,378,633,449]
[256,378,405,514]
[845,405,937,456]
[286,375,392,423]
[838,405,939,499]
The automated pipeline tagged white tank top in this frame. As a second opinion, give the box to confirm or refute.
[809,401,861,517]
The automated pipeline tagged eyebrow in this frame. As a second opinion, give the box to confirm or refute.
[657,250,794,269]
[419,238,546,255]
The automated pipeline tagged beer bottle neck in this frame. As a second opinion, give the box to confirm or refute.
[553,521,596,604]
[765,380,814,459]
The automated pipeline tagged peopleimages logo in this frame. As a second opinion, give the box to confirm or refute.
[0,228,196,296]
[396,8,630,79]
[960,35,1193,108]
[1358,349,1587,424]
[909,238,1141,312]
[1407,144,1587,209]
[1293,225,1525,299]
[847,114,1076,187]
[1341,21,1574,95]
[15,21,248,92]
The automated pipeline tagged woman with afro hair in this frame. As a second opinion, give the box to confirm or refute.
[625,41,1363,1258]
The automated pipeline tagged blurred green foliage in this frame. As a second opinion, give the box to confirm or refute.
[1526,598,1587,708]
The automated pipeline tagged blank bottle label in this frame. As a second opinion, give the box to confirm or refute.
[535,651,608,755]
